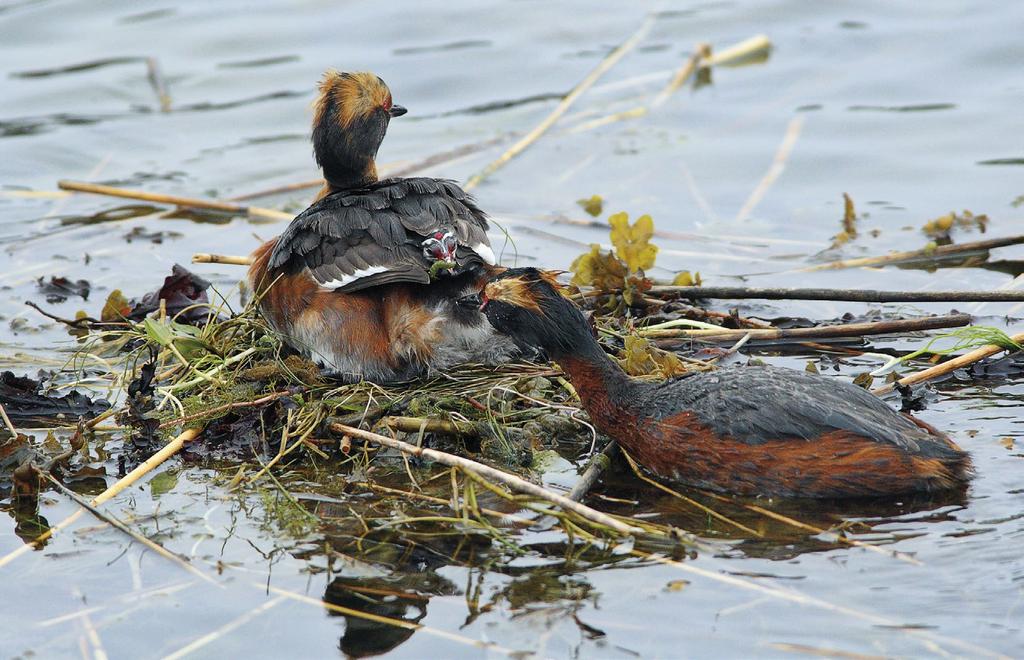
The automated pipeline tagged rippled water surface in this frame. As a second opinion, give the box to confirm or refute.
[2,1,1023,657]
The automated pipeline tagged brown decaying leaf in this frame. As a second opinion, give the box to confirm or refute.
[100,289,132,322]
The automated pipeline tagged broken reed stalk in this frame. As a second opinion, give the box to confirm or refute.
[801,234,1024,272]
[381,416,477,436]
[649,313,971,343]
[648,285,1024,303]
[648,43,711,109]
[0,403,18,436]
[626,551,1005,659]
[738,501,921,565]
[145,57,172,112]
[0,427,201,570]
[571,35,772,133]
[567,440,618,501]
[191,253,254,266]
[872,330,1024,395]
[356,481,535,526]
[56,180,292,221]
[42,472,219,584]
[735,115,805,222]
[162,596,287,660]
[329,422,642,535]
[463,14,655,191]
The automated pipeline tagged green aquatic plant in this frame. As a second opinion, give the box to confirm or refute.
[870,325,1023,377]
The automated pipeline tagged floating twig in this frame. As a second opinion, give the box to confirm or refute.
[649,43,711,109]
[0,403,18,437]
[702,34,773,67]
[463,14,656,190]
[649,313,971,343]
[872,330,1024,395]
[0,427,202,570]
[801,234,1024,272]
[735,115,805,221]
[570,35,772,134]
[42,472,218,584]
[191,253,254,266]
[162,596,286,660]
[329,422,643,536]
[567,440,618,502]
[647,285,1024,303]
[145,57,172,112]
[57,180,292,221]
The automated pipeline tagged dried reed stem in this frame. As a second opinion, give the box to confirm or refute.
[0,427,201,570]
[463,14,655,190]
[872,330,1024,395]
[330,422,642,535]
[0,403,18,436]
[735,115,805,221]
[648,285,1024,303]
[44,473,219,584]
[647,315,966,345]
[801,234,1024,272]
[191,253,254,266]
[57,180,292,221]
[648,313,971,342]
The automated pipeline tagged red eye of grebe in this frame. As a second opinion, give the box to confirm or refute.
[383,95,392,111]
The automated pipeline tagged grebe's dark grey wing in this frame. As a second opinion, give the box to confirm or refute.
[267,178,495,292]
[651,365,960,459]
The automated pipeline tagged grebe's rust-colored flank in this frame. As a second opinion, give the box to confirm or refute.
[470,269,972,498]
[248,71,513,381]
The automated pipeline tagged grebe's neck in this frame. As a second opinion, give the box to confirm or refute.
[319,159,378,196]
[551,335,643,435]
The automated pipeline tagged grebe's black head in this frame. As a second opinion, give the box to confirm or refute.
[465,268,592,357]
[312,71,407,190]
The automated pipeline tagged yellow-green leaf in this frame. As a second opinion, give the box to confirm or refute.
[150,470,179,498]
[672,271,702,286]
[143,317,174,347]
[570,244,603,287]
[576,194,604,217]
[609,212,658,272]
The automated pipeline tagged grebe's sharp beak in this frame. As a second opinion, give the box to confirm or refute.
[389,104,408,118]
[457,292,483,311]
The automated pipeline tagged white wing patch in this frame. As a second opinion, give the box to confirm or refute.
[470,242,496,265]
[318,265,389,289]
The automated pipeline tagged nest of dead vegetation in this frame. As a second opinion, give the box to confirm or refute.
[54,232,732,548]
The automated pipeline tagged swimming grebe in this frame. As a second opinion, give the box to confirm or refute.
[465,269,972,498]
[248,71,516,381]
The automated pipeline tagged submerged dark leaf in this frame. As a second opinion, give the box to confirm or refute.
[0,371,109,422]
[36,276,90,303]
